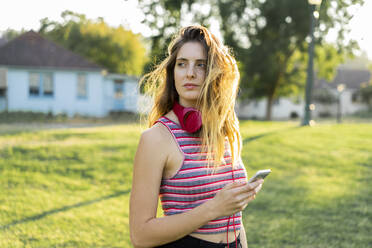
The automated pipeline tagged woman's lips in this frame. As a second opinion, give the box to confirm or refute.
[184,83,198,89]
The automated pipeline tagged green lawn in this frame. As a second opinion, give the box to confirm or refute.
[0,121,371,247]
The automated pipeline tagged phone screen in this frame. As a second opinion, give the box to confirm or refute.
[247,169,271,183]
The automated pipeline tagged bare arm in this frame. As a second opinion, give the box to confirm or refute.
[129,124,264,247]
[129,125,218,247]
[240,221,248,248]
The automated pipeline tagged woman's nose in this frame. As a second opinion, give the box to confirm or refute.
[186,65,196,78]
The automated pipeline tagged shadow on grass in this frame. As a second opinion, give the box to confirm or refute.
[359,155,372,168]
[242,126,301,144]
[0,124,108,137]
[0,189,131,230]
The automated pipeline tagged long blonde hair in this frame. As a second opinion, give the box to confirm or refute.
[140,25,241,170]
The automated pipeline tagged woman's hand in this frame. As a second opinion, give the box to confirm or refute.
[207,179,264,218]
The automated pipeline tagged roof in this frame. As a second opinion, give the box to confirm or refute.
[315,68,371,90]
[0,30,102,71]
[104,73,139,81]
[0,37,8,47]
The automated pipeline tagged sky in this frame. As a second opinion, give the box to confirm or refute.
[0,0,371,59]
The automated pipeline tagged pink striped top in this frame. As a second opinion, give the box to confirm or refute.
[155,116,248,234]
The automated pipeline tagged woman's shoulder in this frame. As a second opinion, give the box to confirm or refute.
[137,119,178,168]
[140,120,173,146]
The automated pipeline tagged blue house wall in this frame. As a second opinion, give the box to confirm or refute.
[6,67,106,117]
[103,74,139,114]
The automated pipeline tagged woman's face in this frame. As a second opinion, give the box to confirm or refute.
[174,41,207,108]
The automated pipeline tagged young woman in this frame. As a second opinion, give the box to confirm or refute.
[129,25,264,248]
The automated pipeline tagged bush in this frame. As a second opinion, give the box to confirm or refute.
[319,111,332,118]
[312,88,337,105]
[350,110,372,119]
[359,82,372,109]
[290,111,299,119]
[0,111,68,123]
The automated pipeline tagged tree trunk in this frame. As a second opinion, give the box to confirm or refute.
[265,60,289,121]
[266,95,274,120]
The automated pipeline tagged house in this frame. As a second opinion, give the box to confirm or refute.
[236,67,371,120]
[0,31,140,117]
[0,37,7,47]
[312,67,370,118]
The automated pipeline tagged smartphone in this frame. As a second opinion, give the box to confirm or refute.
[247,169,271,183]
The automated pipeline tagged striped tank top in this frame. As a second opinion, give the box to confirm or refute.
[155,116,248,234]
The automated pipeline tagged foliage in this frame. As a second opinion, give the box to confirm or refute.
[138,0,184,73]
[0,28,25,42]
[218,0,362,120]
[38,11,148,76]
[359,81,372,109]
[360,63,372,109]
[350,109,372,119]
[312,88,337,105]
[138,0,365,119]
[0,111,139,125]
[0,111,67,124]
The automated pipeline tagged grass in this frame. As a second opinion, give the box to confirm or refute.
[0,111,140,124]
[240,122,372,247]
[0,124,141,247]
[0,120,371,247]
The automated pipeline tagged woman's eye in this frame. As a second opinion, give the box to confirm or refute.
[198,63,206,68]
[177,63,185,67]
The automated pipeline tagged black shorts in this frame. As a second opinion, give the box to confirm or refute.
[155,233,241,248]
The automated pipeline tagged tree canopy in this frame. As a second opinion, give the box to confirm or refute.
[38,11,148,76]
[138,0,365,119]
[2,11,148,76]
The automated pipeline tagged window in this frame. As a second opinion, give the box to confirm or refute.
[0,68,6,97]
[43,74,53,96]
[29,72,54,97]
[29,73,40,96]
[0,89,5,97]
[352,92,362,103]
[114,79,124,99]
[274,99,280,105]
[77,74,87,98]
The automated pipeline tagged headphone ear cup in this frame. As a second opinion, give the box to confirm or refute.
[173,101,202,133]
[183,109,202,133]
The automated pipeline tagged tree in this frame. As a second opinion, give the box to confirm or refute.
[358,62,372,110]
[38,11,148,76]
[312,88,337,105]
[0,28,25,42]
[360,82,372,110]
[138,0,184,73]
[138,0,365,119]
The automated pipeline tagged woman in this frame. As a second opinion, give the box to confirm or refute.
[129,25,264,248]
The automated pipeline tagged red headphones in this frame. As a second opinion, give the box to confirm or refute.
[173,101,202,133]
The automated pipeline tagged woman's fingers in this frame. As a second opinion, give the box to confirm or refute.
[212,179,264,215]
[237,194,256,211]
[234,179,263,195]
[226,179,262,192]
[236,189,257,202]
[250,179,264,188]
[223,181,246,191]
[233,179,264,211]
[243,179,263,191]
[254,183,263,194]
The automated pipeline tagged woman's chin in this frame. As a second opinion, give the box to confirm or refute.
[179,95,199,104]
